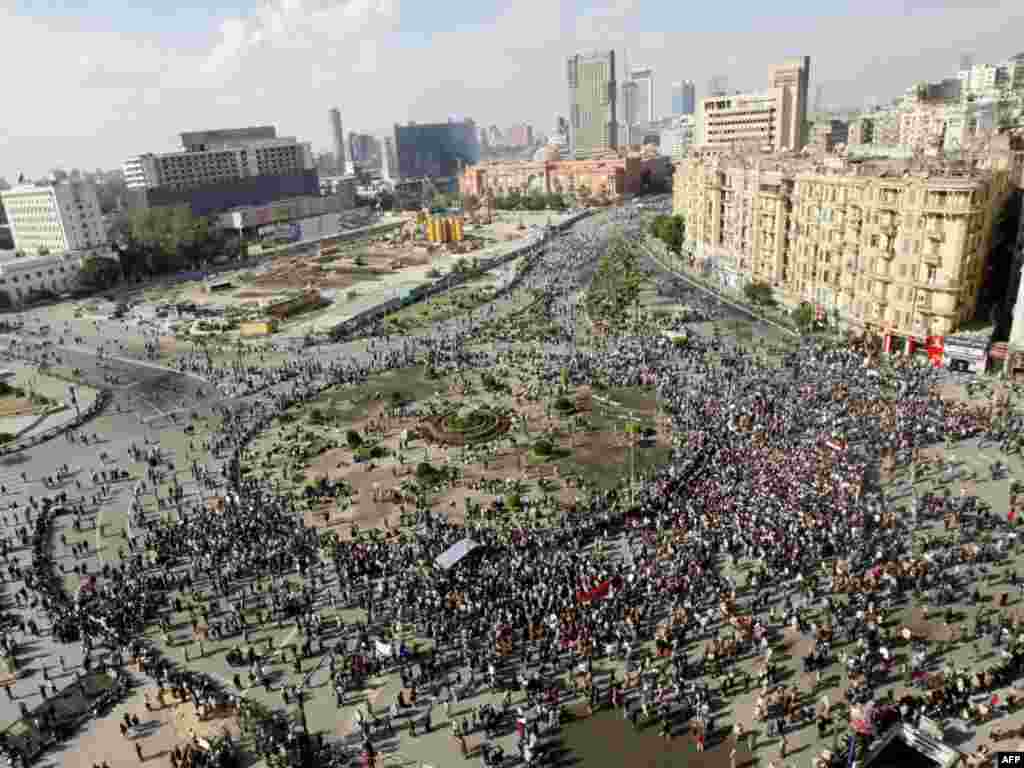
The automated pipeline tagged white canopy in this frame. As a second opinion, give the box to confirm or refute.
[434,537,480,571]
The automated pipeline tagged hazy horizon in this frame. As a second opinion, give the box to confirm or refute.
[1,0,1021,180]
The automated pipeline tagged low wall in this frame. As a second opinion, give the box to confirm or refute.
[0,367,110,456]
[329,210,594,339]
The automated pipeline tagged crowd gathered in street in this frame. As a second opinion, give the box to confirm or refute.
[3,208,1023,768]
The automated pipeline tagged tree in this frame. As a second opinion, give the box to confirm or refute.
[526,191,547,211]
[127,205,213,275]
[545,193,566,211]
[650,215,685,253]
[792,302,815,333]
[77,256,121,291]
[743,281,776,306]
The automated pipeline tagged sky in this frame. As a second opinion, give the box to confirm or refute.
[0,0,1022,180]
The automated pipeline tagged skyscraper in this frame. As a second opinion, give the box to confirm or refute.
[621,81,637,131]
[671,81,696,116]
[631,67,656,123]
[381,136,396,181]
[567,50,617,158]
[394,119,480,180]
[328,107,347,173]
[768,56,811,150]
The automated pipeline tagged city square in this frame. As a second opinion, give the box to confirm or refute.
[0,204,1021,768]
[1,14,1024,768]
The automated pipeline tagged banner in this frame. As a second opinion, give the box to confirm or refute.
[577,579,611,604]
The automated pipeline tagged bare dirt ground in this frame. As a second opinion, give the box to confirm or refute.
[296,385,670,536]
[73,692,241,768]
[489,220,531,241]
[0,398,34,418]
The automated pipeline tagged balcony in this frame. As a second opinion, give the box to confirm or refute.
[915,278,959,292]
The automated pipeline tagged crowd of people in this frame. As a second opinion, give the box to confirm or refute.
[4,209,1021,768]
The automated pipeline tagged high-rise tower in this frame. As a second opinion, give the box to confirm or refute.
[631,67,655,123]
[328,107,347,173]
[567,50,617,158]
[768,56,811,150]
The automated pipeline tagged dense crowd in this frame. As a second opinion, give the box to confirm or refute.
[5,210,1021,768]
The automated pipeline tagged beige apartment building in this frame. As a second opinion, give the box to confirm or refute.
[697,89,791,154]
[673,154,1014,345]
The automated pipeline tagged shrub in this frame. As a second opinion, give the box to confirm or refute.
[308,408,326,424]
[369,444,387,459]
[505,493,523,512]
[416,462,441,484]
[554,396,574,413]
[743,281,776,306]
[345,429,363,449]
[0,433,15,445]
[533,438,554,457]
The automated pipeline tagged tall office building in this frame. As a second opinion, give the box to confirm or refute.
[393,119,480,181]
[620,81,638,144]
[1,179,109,257]
[768,56,811,150]
[328,108,347,173]
[381,136,396,181]
[672,80,696,116]
[567,50,617,158]
[631,67,656,123]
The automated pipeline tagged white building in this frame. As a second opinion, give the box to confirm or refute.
[0,180,109,258]
[0,252,82,306]
[123,137,315,191]
[631,67,656,124]
[957,53,1024,103]
[659,116,696,159]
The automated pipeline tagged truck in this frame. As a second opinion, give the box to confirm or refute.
[942,335,989,373]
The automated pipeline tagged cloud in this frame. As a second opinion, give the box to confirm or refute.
[2,0,1024,179]
[200,0,398,76]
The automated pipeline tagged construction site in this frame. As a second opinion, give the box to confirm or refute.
[129,208,571,339]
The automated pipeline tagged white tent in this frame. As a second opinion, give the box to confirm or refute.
[434,538,480,571]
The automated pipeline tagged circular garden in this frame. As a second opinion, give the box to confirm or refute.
[417,407,512,446]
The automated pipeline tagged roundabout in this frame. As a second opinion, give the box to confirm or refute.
[416,406,512,446]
